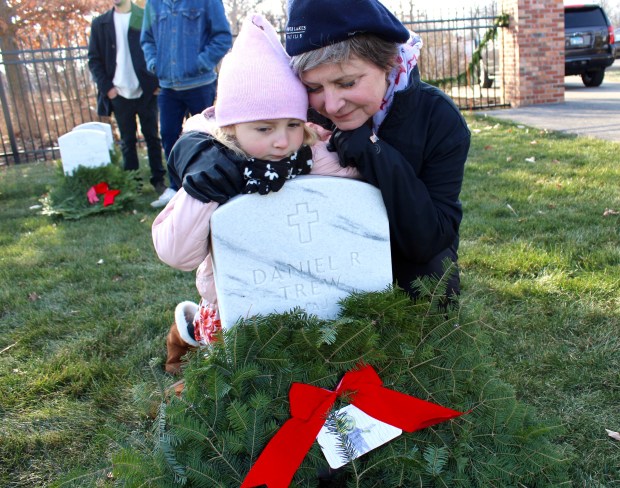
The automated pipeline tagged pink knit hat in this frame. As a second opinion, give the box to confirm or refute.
[215,14,308,127]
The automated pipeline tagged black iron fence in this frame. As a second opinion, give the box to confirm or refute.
[404,5,509,110]
[0,32,101,165]
[0,6,507,165]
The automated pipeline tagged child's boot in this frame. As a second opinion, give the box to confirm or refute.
[165,301,200,375]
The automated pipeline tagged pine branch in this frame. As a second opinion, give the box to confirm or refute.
[112,278,570,487]
[325,410,359,465]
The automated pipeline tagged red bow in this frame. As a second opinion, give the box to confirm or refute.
[241,364,465,488]
[86,182,120,207]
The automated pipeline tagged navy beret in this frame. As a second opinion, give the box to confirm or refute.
[285,0,410,56]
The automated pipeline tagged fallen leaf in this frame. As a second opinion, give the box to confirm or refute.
[506,203,518,216]
[0,343,17,355]
[552,159,560,164]
[28,292,40,301]
[603,208,619,216]
[484,145,493,150]
[606,429,620,441]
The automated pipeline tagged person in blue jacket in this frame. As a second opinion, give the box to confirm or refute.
[141,0,232,208]
[286,0,471,300]
[88,0,165,194]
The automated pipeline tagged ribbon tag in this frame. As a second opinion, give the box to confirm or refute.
[240,364,465,488]
[317,404,402,469]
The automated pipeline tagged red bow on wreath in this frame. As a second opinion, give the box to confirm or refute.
[86,182,120,207]
[241,364,465,488]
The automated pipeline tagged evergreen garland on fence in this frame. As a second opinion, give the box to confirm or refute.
[425,13,510,88]
[113,272,570,487]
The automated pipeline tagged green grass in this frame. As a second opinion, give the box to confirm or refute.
[460,117,620,486]
[0,116,619,486]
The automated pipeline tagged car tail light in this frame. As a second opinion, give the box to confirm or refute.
[609,26,615,44]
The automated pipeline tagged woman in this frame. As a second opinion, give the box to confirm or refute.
[286,0,471,299]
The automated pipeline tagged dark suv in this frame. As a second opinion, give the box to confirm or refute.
[565,4,616,87]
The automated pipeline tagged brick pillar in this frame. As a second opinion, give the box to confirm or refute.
[500,0,564,106]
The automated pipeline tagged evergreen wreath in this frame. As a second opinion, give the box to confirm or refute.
[114,271,570,487]
[41,149,139,220]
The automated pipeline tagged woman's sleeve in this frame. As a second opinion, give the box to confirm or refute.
[152,188,219,271]
[344,110,470,263]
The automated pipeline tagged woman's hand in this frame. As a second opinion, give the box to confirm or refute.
[328,124,374,170]
[183,159,244,204]
[168,132,245,204]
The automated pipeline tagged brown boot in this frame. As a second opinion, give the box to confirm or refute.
[165,301,200,375]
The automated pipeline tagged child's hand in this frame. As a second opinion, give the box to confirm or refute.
[306,122,332,142]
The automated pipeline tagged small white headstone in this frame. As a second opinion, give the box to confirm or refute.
[58,129,111,175]
[210,176,392,328]
[72,122,114,149]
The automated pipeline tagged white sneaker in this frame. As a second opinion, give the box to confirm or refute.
[150,187,177,208]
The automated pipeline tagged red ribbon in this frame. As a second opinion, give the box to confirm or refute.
[241,364,465,488]
[87,182,121,207]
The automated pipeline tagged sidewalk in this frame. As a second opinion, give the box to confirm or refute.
[480,64,620,143]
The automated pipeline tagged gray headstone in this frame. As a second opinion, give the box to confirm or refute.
[72,122,114,149]
[210,175,392,328]
[58,129,111,175]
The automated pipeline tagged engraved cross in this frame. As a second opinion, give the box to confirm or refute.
[288,202,318,243]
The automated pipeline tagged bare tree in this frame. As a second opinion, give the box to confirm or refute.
[224,0,264,35]
[0,0,108,142]
[392,0,417,24]
[599,0,620,25]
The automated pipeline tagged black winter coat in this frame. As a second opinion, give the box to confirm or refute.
[352,66,470,297]
[87,4,159,116]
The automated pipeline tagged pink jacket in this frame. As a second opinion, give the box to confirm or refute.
[152,122,360,306]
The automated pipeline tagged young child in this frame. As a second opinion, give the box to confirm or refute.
[152,13,360,375]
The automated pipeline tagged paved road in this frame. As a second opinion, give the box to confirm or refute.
[481,64,620,143]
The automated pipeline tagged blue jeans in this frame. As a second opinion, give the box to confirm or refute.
[158,82,217,190]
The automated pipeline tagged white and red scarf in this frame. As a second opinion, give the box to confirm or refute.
[372,32,423,132]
